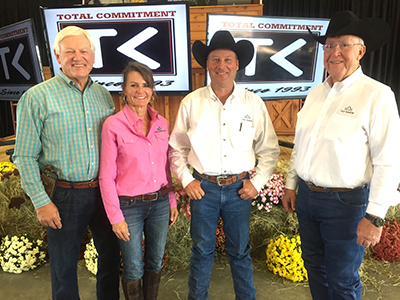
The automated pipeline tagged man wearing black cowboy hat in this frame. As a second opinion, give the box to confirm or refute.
[169,30,280,299]
[282,11,400,300]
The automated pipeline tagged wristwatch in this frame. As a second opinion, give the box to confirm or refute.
[365,213,385,227]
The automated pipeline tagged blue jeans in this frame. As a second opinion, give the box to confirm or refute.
[296,180,369,300]
[118,193,170,283]
[188,172,256,300]
[47,186,120,300]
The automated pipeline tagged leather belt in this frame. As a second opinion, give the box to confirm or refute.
[56,179,99,188]
[194,170,247,186]
[120,186,174,202]
[304,181,365,193]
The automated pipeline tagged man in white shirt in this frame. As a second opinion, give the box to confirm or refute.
[282,11,400,300]
[169,30,280,300]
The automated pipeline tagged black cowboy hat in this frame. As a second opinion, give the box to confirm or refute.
[310,11,390,52]
[192,30,254,70]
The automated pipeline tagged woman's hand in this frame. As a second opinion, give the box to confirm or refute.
[112,220,130,241]
[169,207,179,227]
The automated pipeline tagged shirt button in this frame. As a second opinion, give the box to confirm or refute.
[154,180,156,183]
[151,162,154,164]
[148,143,151,145]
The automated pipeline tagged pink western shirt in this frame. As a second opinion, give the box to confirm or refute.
[99,104,177,225]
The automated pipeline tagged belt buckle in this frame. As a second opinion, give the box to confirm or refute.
[142,191,159,201]
[216,175,228,186]
[88,179,95,188]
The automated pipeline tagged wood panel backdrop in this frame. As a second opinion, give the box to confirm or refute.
[42,4,300,136]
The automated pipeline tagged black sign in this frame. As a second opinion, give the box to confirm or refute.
[0,19,43,101]
[0,36,37,84]
[61,21,176,75]
[42,4,192,95]
[207,14,329,100]
[234,32,317,82]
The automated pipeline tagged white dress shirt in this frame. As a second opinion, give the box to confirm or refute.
[286,68,400,218]
[169,84,280,192]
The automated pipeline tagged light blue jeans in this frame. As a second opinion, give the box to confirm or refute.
[296,179,369,300]
[188,172,256,300]
[118,193,170,283]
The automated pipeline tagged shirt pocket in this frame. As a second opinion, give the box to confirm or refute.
[324,114,358,142]
[122,136,140,145]
[230,126,255,152]
[154,131,169,152]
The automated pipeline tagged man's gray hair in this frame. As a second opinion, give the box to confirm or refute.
[53,26,95,55]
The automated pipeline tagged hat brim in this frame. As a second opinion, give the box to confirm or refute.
[192,35,254,70]
[310,17,390,52]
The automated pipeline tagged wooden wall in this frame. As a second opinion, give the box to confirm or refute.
[43,4,299,136]
[152,4,299,135]
[265,99,300,136]
[149,4,266,133]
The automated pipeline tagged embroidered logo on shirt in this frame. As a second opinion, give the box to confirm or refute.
[156,126,166,133]
[242,114,252,122]
[340,106,355,115]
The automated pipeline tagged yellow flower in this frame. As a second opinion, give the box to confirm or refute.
[266,234,308,282]
[0,162,17,175]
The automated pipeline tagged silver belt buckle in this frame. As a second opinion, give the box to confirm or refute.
[142,191,159,201]
[216,175,228,186]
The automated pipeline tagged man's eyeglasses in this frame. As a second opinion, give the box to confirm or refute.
[323,43,363,51]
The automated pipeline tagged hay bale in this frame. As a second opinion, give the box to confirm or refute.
[0,173,46,240]
[164,214,192,273]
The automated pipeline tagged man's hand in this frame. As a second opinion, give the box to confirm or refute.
[184,180,205,200]
[238,179,258,200]
[357,217,383,248]
[36,202,62,229]
[112,220,130,241]
[282,188,297,213]
[169,207,179,226]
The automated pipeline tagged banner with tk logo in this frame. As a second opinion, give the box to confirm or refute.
[42,3,192,96]
[207,14,330,100]
[0,19,44,101]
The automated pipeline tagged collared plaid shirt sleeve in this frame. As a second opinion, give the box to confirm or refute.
[13,71,115,209]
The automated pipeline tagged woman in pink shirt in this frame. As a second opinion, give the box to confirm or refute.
[99,61,178,300]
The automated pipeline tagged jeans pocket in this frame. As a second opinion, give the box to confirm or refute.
[119,198,135,209]
[335,188,368,207]
[53,187,70,203]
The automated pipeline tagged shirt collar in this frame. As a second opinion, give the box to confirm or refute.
[122,104,160,127]
[325,67,364,92]
[207,82,238,103]
[57,69,94,90]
